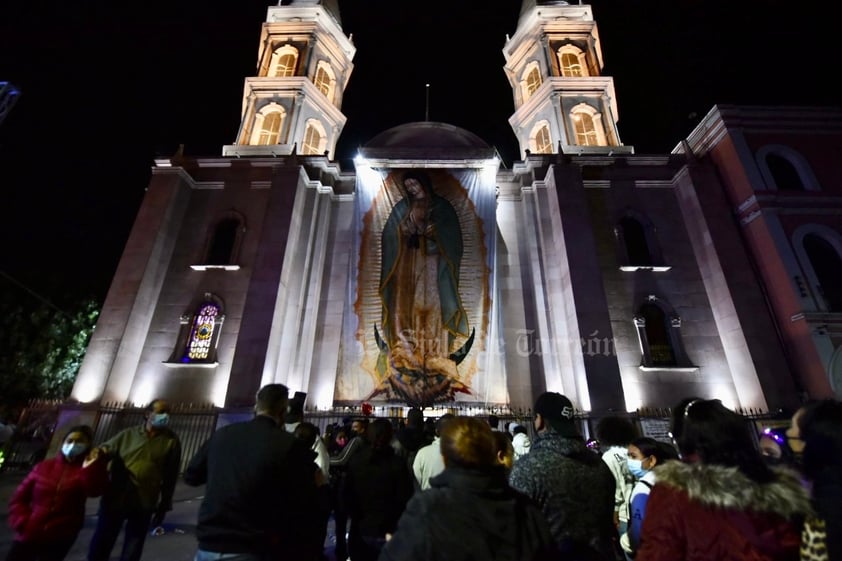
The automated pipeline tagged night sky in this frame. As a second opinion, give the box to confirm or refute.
[0,0,837,307]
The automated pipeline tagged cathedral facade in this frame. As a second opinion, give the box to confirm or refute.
[69,0,842,415]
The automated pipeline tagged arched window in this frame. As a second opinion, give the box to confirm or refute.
[620,217,652,266]
[193,212,245,271]
[804,234,842,312]
[185,302,220,362]
[249,103,286,145]
[766,154,804,191]
[521,61,542,102]
[573,112,598,146]
[167,294,225,366]
[615,211,667,271]
[206,218,239,266]
[756,145,821,192]
[529,121,552,154]
[270,45,298,77]
[633,296,693,369]
[639,303,676,367]
[313,61,336,102]
[302,119,327,155]
[557,45,587,77]
[570,103,607,147]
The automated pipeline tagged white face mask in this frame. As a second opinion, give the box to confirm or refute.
[62,442,87,459]
[150,413,170,428]
[626,458,648,479]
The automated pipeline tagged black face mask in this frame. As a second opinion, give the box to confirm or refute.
[780,437,803,467]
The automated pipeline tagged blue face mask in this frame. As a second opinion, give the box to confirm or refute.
[62,442,88,459]
[150,413,170,428]
[627,458,648,479]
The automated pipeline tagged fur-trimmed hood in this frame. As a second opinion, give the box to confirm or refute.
[654,460,813,520]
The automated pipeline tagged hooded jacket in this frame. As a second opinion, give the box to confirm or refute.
[509,430,617,560]
[377,466,558,561]
[636,461,812,561]
[8,453,108,543]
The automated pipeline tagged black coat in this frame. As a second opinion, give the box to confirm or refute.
[377,466,559,561]
[344,446,414,538]
[183,415,318,556]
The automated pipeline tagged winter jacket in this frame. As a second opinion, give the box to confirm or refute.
[620,469,656,555]
[601,445,634,525]
[344,445,414,539]
[509,429,617,560]
[636,461,812,561]
[184,415,318,557]
[8,453,108,543]
[377,466,559,561]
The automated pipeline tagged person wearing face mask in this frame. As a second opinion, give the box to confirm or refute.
[87,398,181,561]
[619,438,679,558]
[6,425,107,561]
[635,398,812,561]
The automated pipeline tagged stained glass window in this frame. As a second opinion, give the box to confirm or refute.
[184,303,220,362]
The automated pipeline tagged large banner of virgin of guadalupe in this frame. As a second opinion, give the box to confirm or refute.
[337,167,497,407]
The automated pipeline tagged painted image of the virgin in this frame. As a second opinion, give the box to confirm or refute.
[372,170,475,405]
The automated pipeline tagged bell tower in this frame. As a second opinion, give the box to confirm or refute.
[222,0,355,158]
[504,1,632,158]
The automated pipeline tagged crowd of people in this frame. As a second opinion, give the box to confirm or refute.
[4,387,841,561]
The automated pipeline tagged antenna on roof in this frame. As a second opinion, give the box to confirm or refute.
[425,83,430,122]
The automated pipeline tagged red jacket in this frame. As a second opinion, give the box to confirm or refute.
[7,453,108,542]
[636,461,812,561]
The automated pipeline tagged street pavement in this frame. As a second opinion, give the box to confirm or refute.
[0,468,343,561]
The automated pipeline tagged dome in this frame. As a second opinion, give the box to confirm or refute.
[359,122,495,161]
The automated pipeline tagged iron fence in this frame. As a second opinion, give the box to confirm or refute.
[0,400,787,474]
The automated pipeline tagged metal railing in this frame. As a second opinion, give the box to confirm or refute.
[0,399,786,474]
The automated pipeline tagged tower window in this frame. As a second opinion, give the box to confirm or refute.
[313,61,336,102]
[257,112,282,145]
[520,61,543,103]
[270,45,299,77]
[573,112,599,146]
[525,67,541,98]
[302,119,326,155]
[529,121,553,154]
[249,103,286,146]
[557,44,588,77]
